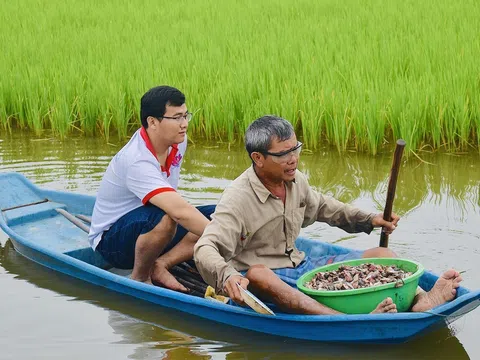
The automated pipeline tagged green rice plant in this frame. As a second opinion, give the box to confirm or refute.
[0,0,479,153]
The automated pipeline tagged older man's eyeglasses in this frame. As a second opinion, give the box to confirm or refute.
[158,112,193,122]
[264,142,303,164]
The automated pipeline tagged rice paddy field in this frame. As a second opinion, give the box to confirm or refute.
[1,0,479,153]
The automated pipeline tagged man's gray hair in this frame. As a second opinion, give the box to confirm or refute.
[244,115,295,155]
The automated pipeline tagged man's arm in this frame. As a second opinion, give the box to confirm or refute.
[313,192,376,234]
[194,200,245,293]
[302,178,399,234]
[149,192,210,237]
[297,171,375,233]
[124,158,210,236]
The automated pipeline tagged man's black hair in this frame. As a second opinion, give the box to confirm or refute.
[140,86,185,128]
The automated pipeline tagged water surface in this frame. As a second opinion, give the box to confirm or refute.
[0,132,478,359]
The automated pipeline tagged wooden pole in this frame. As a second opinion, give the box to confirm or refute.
[56,208,90,233]
[170,265,208,292]
[75,214,92,223]
[379,139,406,248]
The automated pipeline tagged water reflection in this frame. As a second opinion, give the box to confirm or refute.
[0,240,222,359]
[0,241,470,359]
[0,134,117,193]
[0,131,479,359]
[0,132,478,213]
[301,150,479,219]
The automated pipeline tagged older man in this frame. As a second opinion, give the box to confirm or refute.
[194,115,462,314]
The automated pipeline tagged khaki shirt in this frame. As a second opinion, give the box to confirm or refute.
[194,166,375,292]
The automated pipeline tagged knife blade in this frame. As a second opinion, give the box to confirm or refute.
[236,282,275,316]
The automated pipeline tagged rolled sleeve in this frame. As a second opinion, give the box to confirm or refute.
[304,185,375,234]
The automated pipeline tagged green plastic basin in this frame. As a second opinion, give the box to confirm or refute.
[297,258,424,314]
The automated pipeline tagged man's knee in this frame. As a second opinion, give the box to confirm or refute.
[363,247,397,258]
[245,264,272,283]
[151,214,177,238]
[197,204,216,220]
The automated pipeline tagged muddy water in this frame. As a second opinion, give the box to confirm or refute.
[0,131,478,359]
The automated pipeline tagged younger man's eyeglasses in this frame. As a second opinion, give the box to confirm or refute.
[159,112,193,122]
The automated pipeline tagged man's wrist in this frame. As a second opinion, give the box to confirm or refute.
[369,212,378,225]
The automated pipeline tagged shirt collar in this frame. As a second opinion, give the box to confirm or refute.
[139,127,178,177]
[139,127,178,157]
[247,166,297,203]
[247,167,271,203]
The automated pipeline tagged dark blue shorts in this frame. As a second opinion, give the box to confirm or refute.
[96,204,216,269]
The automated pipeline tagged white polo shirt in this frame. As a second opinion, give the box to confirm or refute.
[88,127,187,250]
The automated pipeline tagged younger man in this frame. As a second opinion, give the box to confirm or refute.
[89,86,213,291]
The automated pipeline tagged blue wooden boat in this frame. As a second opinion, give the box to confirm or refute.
[0,172,479,344]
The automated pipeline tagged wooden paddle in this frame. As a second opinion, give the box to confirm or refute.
[379,139,406,248]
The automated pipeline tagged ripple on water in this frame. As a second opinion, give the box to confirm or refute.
[0,133,479,358]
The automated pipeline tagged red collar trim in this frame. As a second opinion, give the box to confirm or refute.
[140,127,156,157]
[163,146,178,177]
[139,127,178,177]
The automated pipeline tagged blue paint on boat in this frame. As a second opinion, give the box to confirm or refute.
[0,172,478,343]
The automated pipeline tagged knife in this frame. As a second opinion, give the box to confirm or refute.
[236,282,275,316]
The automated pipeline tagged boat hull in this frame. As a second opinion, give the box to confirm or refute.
[1,172,479,343]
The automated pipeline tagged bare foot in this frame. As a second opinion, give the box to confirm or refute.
[151,261,188,292]
[411,269,462,312]
[370,297,397,314]
[129,272,153,284]
[130,276,153,285]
